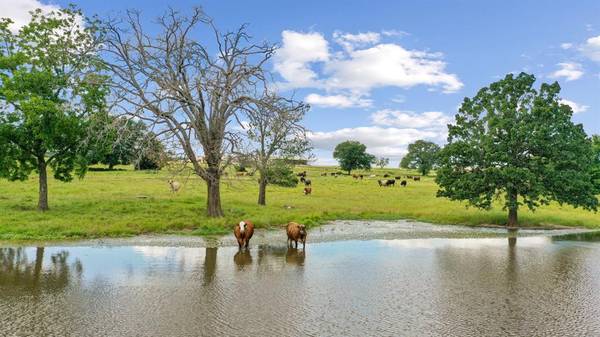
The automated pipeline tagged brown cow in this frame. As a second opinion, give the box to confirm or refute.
[234,220,255,249]
[413,176,421,181]
[303,187,312,195]
[286,222,307,248]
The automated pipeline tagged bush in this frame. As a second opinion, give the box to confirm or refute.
[266,163,298,187]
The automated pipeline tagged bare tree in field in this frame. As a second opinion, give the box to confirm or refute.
[103,8,275,217]
[240,94,310,205]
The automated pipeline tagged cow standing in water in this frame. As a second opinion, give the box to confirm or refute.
[234,220,255,249]
[286,222,307,248]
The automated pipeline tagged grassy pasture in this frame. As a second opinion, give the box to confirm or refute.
[0,165,598,241]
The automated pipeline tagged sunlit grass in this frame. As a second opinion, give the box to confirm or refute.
[0,165,598,241]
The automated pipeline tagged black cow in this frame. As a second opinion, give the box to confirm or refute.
[304,179,312,186]
[378,179,395,187]
[400,180,407,187]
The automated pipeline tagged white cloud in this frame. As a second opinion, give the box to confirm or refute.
[273,30,329,88]
[581,35,600,62]
[305,93,372,108]
[381,29,409,37]
[274,30,463,96]
[308,110,451,160]
[560,43,573,50]
[309,126,440,159]
[549,62,584,81]
[324,44,463,93]
[0,0,61,32]
[370,109,452,130]
[333,31,380,51]
[559,99,589,113]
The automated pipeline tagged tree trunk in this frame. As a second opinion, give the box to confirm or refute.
[108,163,114,170]
[507,190,518,227]
[508,208,518,227]
[33,247,44,283]
[206,175,223,217]
[258,173,267,206]
[38,158,49,211]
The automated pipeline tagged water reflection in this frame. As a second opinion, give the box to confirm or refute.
[285,247,305,266]
[203,247,217,285]
[233,249,253,269]
[3,236,600,336]
[552,230,600,242]
[0,247,82,291]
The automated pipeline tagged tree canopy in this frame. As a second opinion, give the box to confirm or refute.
[436,73,598,226]
[592,135,600,193]
[0,7,106,210]
[240,93,310,205]
[400,140,441,176]
[333,141,375,174]
[86,114,145,169]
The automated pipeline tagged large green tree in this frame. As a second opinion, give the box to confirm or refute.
[333,141,375,174]
[592,135,600,193]
[436,73,598,227]
[400,140,441,176]
[0,8,106,210]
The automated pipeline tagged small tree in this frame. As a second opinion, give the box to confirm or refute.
[375,157,390,169]
[265,161,299,188]
[400,140,441,176]
[86,114,145,170]
[436,73,598,227]
[133,133,167,170]
[241,94,310,205]
[333,141,375,174]
[0,8,105,211]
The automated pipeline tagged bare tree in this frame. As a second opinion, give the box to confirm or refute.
[103,7,274,216]
[240,94,310,205]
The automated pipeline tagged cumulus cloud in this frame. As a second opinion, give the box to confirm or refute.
[273,30,463,102]
[273,30,329,88]
[581,35,600,62]
[308,110,452,160]
[559,99,589,113]
[309,126,439,160]
[370,109,451,129]
[333,31,381,51]
[305,93,372,108]
[549,62,584,81]
[0,0,61,32]
[324,44,463,93]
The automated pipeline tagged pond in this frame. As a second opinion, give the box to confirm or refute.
[1,221,600,336]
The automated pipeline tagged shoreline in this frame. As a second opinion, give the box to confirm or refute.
[0,219,593,248]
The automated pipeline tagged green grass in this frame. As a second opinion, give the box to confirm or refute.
[0,165,598,241]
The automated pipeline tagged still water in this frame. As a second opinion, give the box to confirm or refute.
[1,221,600,337]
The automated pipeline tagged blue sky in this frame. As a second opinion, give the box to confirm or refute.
[5,0,600,165]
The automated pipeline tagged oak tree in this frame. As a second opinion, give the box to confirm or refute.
[436,73,598,227]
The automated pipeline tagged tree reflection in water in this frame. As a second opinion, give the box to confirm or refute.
[0,247,82,292]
